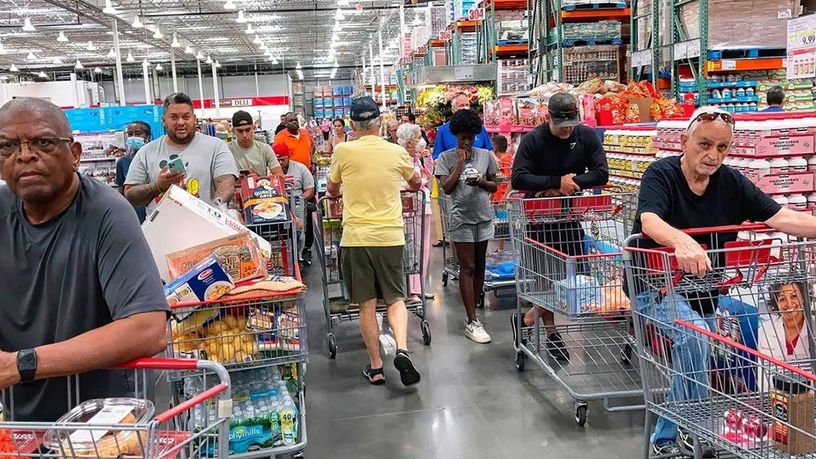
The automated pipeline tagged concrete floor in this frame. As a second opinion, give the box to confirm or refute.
[303,241,649,459]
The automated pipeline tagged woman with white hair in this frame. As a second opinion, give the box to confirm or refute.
[397,122,434,305]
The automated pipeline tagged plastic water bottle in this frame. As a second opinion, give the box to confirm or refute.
[279,398,297,446]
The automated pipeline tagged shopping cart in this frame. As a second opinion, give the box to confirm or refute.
[508,190,643,426]
[625,224,816,458]
[0,357,231,459]
[314,191,431,359]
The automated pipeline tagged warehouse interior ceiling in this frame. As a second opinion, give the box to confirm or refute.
[0,0,419,81]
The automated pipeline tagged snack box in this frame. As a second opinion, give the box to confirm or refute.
[166,233,267,285]
[164,255,235,308]
[143,185,272,281]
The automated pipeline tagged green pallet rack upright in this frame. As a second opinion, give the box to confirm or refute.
[629,0,661,85]
[670,0,708,103]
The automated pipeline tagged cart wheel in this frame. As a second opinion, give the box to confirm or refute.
[421,320,432,345]
[575,402,588,427]
[442,272,448,287]
[515,351,526,372]
[328,333,337,360]
[477,291,485,309]
[620,343,633,365]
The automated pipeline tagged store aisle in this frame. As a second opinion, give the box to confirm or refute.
[303,225,647,458]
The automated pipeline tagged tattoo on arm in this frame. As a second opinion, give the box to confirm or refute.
[214,175,236,203]
[124,183,160,206]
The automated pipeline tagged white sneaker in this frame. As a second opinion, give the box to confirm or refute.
[465,319,492,344]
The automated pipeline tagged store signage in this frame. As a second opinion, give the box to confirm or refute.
[440,30,453,41]
[467,8,485,21]
[454,65,474,80]
[631,49,652,68]
[191,96,290,109]
[787,14,816,79]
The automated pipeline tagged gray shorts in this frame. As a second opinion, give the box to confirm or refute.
[449,221,494,243]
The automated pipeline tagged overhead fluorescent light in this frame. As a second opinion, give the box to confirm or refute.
[236,10,247,23]
[22,18,35,32]
[412,16,422,26]
[9,64,18,72]
[224,0,237,10]
[272,57,279,64]
[26,52,36,60]
[196,51,204,60]
[132,15,143,28]
[205,55,213,64]
[335,9,345,20]
[37,71,47,78]
[153,26,163,39]
[245,24,255,34]
[215,60,221,68]
[103,0,116,15]
[86,41,97,51]
[74,59,84,69]
[126,50,135,62]
[155,63,163,71]
[93,67,102,73]
[57,31,68,42]
[184,45,194,54]
[107,48,116,58]
[52,57,63,65]
[296,62,301,69]
[259,43,267,50]
[171,33,180,47]
[253,35,262,44]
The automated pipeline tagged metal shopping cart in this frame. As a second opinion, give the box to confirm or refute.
[508,190,643,426]
[625,225,816,458]
[0,357,231,459]
[314,191,431,359]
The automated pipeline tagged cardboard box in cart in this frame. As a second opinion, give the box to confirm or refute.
[143,185,272,281]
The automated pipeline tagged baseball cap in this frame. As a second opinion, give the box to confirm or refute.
[548,93,580,128]
[350,96,381,122]
[273,143,290,158]
[232,110,254,128]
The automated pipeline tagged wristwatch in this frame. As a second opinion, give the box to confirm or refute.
[16,349,38,383]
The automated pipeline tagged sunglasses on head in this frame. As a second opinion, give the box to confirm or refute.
[688,111,735,129]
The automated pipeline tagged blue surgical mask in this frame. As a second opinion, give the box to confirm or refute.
[126,137,146,152]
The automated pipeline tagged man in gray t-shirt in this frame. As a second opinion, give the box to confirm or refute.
[0,98,168,421]
[124,92,239,215]
[229,110,282,176]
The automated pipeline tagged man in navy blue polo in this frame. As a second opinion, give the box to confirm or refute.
[431,93,493,160]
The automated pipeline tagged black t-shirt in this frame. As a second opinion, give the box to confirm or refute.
[628,156,781,313]
[0,175,169,421]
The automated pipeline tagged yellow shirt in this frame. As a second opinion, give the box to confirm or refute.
[329,135,415,247]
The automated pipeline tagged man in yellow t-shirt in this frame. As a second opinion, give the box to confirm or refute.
[328,96,422,387]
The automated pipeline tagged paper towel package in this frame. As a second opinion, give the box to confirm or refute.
[142,185,272,281]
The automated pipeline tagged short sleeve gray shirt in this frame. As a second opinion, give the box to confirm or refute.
[125,133,239,214]
[0,175,169,421]
[285,160,315,197]
[434,147,498,229]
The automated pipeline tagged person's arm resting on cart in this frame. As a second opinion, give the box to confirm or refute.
[571,132,609,190]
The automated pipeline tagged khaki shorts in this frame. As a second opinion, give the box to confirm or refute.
[342,246,406,305]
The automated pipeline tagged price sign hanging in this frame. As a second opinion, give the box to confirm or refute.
[787,14,816,80]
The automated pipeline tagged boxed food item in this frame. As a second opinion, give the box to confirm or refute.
[164,255,235,307]
[242,178,290,226]
[143,185,272,281]
[43,399,154,458]
[167,233,267,285]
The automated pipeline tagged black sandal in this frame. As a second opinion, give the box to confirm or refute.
[432,240,447,247]
[363,365,386,385]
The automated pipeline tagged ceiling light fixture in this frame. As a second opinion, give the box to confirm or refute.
[38,71,47,78]
[171,33,180,47]
[52,57,63,65]
[236,10,247,23]
[26,52,36,60]
[94,67,102,73]
[155,63,163,71]
[103,0,116,15]
[224,0,237,10]
[205,55,213,64]
[272,57,279,64]
[57,31,68,42]
[184,45,194,54]
[133,15,143,28]
[260,43,267,50]
[253,35,262,44]
[335,9,345,20]
[22,17,35,32]
[152,26,163,39]
[245,24,255,34]
[9,64,18,72]
[412,15,422,26]
[74,59,84,69]
[215,60,221,68]
[126,51,135,62]
[196,51,204,60]
[107,48,116,58]
[338,0,350,6]
[86,41,97,51]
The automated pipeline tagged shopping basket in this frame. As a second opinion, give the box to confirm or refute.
[508,189,643,426]
[314,191,431,359]
[624,224,816,458]
[0,357,231,459]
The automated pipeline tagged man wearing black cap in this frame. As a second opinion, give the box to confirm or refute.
[327,96,423,387]
[229,110,283,177]
[510,92,609,361]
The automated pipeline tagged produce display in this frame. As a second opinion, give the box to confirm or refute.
[415,84,495,127]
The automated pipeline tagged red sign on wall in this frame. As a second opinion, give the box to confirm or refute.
[191,96,290,109]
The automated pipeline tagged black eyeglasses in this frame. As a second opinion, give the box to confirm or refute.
[0,136,73,159]
[688,111,735,130]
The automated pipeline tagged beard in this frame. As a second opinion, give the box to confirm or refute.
[167,127,195,145]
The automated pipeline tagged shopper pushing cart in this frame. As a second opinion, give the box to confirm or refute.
[622,106,816,457]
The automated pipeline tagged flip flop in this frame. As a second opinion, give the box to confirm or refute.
[362,365,386,385]
[432,240,447,247]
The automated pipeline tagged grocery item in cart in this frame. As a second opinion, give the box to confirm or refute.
[770,374,815,454]
[164,255,235,307]
[242,177,290,225]
[555,275,603,316]
[166,233,268,284]
[43,398,154,458]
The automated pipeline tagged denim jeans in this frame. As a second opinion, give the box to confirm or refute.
[635,292,715,444]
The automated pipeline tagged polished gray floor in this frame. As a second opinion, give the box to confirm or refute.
[303,233,648,458]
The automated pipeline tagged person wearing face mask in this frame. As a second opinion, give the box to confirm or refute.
[431,92,493,161]
[397,123,433,304]
[115,121,151,223]
[510,92,609,361]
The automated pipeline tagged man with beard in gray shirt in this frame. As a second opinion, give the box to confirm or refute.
[0,98,168,421]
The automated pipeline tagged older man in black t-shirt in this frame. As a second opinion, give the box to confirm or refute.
[631,106,816,457]
[0,98,168,421]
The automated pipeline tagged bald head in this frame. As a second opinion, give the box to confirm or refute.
[0,98,72,136]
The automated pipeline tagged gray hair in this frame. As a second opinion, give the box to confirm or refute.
[351,117,381,133]
[396,123,421,148]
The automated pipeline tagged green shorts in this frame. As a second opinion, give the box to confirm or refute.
[342,246,406,305]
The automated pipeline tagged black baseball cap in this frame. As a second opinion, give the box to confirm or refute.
[350,96,381,122]
[232,110,253,127]
[548,93,580,128]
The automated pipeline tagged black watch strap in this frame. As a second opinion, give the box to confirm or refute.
[16,349,37,383]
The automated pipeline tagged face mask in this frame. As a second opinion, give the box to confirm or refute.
[126,137,145,152]
[416,139,427,153]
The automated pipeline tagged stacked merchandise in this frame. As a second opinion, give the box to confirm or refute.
[76,131,124,187]
[293,83,305,117]
[495,10,528,44]
[461,32,478,64]
[654,115,816,215]
[561,46,621,85]
[497,59,530,95]
[603,126,658,223]
[679,71,814,113]
[680,0,795,50]
[314,85,353,120]
[562,21,621,42]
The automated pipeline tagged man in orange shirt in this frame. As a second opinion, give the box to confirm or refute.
[274,112,315,170]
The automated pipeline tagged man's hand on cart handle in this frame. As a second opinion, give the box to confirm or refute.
[674,235,712,278]
[559,174,579,196]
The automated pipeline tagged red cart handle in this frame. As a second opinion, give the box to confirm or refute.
[116,357,200,370]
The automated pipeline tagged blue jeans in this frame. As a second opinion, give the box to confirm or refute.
[636,292,715,444]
